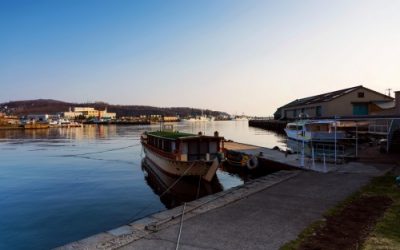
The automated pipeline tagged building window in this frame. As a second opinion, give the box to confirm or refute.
[358,92,365,98]
[316,106,322,117]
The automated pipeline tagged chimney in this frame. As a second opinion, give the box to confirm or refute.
[396,91,400,115]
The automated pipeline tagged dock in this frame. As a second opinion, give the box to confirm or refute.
[224,141,342,173]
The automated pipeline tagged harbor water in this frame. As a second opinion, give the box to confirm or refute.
[0,121,285,250]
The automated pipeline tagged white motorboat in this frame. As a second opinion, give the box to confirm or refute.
[284,120,346,142]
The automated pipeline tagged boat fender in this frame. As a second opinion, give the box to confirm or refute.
[247,156,258,170]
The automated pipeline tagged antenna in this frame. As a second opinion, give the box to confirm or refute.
[386,88,392,97]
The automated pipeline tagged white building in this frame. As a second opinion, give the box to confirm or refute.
[63,107,116,120]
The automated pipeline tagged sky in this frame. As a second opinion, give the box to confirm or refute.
[1,0,399,116]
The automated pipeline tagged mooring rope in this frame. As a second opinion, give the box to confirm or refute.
[196,175,202,199]
[126,161,197,222]
[60,144,139,157]
[175,202,186,250]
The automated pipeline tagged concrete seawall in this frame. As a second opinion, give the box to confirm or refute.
[56,161,394,250]
[55,170,300,249]
[248,119,287,134]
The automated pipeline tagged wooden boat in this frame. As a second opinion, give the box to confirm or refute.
[141,158,223,208]
[284,120,346,142]
[140,130,224,182]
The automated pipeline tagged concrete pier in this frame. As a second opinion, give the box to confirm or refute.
[56,161,393,250]
[224,141,342,173]
[248,119,287,134]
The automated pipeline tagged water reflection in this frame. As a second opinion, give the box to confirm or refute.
[219,162,277,182]
[141,158,223,209]
[0,125,120,141]
[0,121,285,249]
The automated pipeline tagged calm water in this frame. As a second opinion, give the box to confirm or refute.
[0,121,285,250]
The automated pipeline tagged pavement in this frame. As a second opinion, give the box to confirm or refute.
[57,163,394,250]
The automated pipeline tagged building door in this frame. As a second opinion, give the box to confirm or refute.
[352,104,368,115]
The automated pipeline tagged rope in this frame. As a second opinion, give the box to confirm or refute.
[60,144,139,157]
[175,202,186,250]
[126,160,197,222]
[196,175,202,199]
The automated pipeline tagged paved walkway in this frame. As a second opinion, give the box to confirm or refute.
[58,163,393,250]
[120,170,380,250]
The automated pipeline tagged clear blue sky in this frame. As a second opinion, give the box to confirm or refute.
[1,0,399,115]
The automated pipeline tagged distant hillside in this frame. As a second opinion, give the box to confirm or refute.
[0,99,229,117]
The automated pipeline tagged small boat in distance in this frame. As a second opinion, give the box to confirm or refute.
[284,120,346,142]
[140,128,224,182]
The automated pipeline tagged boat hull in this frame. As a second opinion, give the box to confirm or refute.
[142,142,219,180]
[142,158,222,208]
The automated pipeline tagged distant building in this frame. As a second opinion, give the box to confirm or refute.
[275,85,394,120]
[63,107,116,119]
[24,114,62,123]
[0,114,19,125]
[163,116,180,122]
[27,114,50,122]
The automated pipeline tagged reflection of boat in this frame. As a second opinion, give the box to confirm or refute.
[184,115,211,122]
[284,120,346,142]
[219,161,277,182]
[140,130,224,182]
[142,158,223,209]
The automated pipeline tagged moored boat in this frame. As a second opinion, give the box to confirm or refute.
[141,158,223,208]
[140,129,224,182]
[284,120,346,142]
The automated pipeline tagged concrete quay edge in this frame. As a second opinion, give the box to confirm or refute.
[55,170,300,250]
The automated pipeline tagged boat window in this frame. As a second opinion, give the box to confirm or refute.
[188,142,199,154]
[163,140,172,152]
[199,142,208,154]
[308,124,329,132]
[209,142,218,153]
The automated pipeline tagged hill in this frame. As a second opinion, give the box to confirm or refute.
[0,99,229,118]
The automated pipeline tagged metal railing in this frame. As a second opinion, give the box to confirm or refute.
[312,143,345,164]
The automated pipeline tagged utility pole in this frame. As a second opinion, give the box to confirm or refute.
[386,88,392,97]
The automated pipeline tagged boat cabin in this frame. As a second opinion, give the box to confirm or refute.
[286,120,336,132]
[144,131,224,162]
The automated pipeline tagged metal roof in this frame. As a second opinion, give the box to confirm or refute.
[373,100,395,110]
[280,85,363,109]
